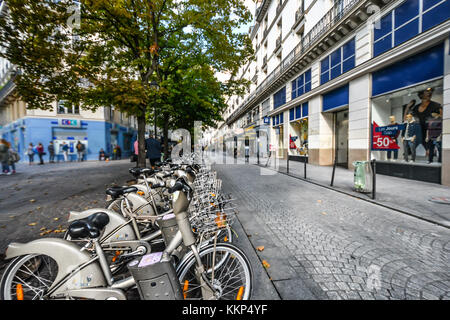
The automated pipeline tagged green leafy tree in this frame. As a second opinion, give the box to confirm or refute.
[0,0,253,166]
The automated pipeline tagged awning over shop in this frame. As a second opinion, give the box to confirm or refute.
[323,84,349,112]
[372,42,444,97]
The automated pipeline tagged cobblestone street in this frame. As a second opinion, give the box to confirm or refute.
[214,163,450,300]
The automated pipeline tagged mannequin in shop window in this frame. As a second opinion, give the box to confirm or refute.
[386,115,399,161]
[425,111,442,164]
[401,113,421,163]
[404,88,442,155]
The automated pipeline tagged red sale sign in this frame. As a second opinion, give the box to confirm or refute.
[372,122,400,150]
[289,135,296,149]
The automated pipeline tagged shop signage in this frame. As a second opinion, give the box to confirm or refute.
[263,116,270,124]
[372,122,403,150]
[58,119,81,128]
[289,135,297,149]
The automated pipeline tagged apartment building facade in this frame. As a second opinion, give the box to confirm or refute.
[212,0,450,185]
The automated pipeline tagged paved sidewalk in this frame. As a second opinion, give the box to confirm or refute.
[207,152,450,228]
[213,162,450,300]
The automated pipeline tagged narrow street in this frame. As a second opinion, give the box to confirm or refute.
[214,163,450,300]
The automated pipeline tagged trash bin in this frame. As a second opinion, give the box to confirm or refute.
[352,161,373,193]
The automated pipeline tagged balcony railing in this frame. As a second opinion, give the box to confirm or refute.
[227,0,362,124]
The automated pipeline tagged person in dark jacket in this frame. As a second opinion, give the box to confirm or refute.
[145,134,161,167]
[0,139,10,174]
[48,141,55,163]
[36,142,45,165]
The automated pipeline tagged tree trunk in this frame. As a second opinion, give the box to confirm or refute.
[163,113,169,160]
[137,114,147,167]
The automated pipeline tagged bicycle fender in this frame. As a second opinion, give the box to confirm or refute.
[5,238,106,294]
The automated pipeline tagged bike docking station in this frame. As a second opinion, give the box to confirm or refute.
[127,251,184,300]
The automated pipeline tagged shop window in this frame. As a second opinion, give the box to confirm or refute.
[290,102,308,121]
[371,78,443,166]
[272,113,284,127]
[295,105,301,119]
[289,117,308,156]
[320,38,355,85]
[373,0,450,57]
[273,87,286,109]
[292,69,312,100]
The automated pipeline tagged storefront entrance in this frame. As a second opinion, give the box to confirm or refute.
[335,109,349,168]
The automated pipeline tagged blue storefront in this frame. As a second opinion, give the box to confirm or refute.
[0,117,136,162]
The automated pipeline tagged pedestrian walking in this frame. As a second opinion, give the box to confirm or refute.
[27,143,35,165]
[0,139,11,174]
[61,142,69,162]
[76,141,85,162]
[36,142,45,165]
[48,141,55,163]
[145,134,161,168]
[8,147,20,174]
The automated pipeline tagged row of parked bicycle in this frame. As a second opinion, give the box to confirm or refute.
[0,153,253,300]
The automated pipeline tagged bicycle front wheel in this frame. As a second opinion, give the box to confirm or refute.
[176,243,252,300]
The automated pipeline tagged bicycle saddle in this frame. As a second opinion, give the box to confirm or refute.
[129,167,153,178]
[106,186,138,198]
[68,212,110,239]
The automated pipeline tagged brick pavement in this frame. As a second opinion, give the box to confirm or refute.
[214,163,450,300]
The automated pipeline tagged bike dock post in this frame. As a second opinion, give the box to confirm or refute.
[287,153,289,174]
[304,157,307,179]
[330,153,337,187]
[371,159,376,200]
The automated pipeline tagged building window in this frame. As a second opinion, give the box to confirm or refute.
[261,98,270,117]
[109,107,115,120]
[273,86,286,109]
[57,100,80,114]
[373,0,450,57]
[272,112,284,126]
[320,38,355,85]
[291,69,312,100]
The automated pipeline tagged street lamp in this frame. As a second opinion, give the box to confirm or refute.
[150,80,160,138]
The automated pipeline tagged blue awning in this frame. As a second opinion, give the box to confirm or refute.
[372,42,444,97]
[323,84,349,112]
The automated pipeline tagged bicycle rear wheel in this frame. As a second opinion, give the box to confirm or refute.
[176,243,252,300]
[0,254,58,300]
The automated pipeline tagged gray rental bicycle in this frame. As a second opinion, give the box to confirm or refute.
[0,169,252,300]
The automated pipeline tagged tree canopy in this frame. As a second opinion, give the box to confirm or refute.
[0,0,254,165]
